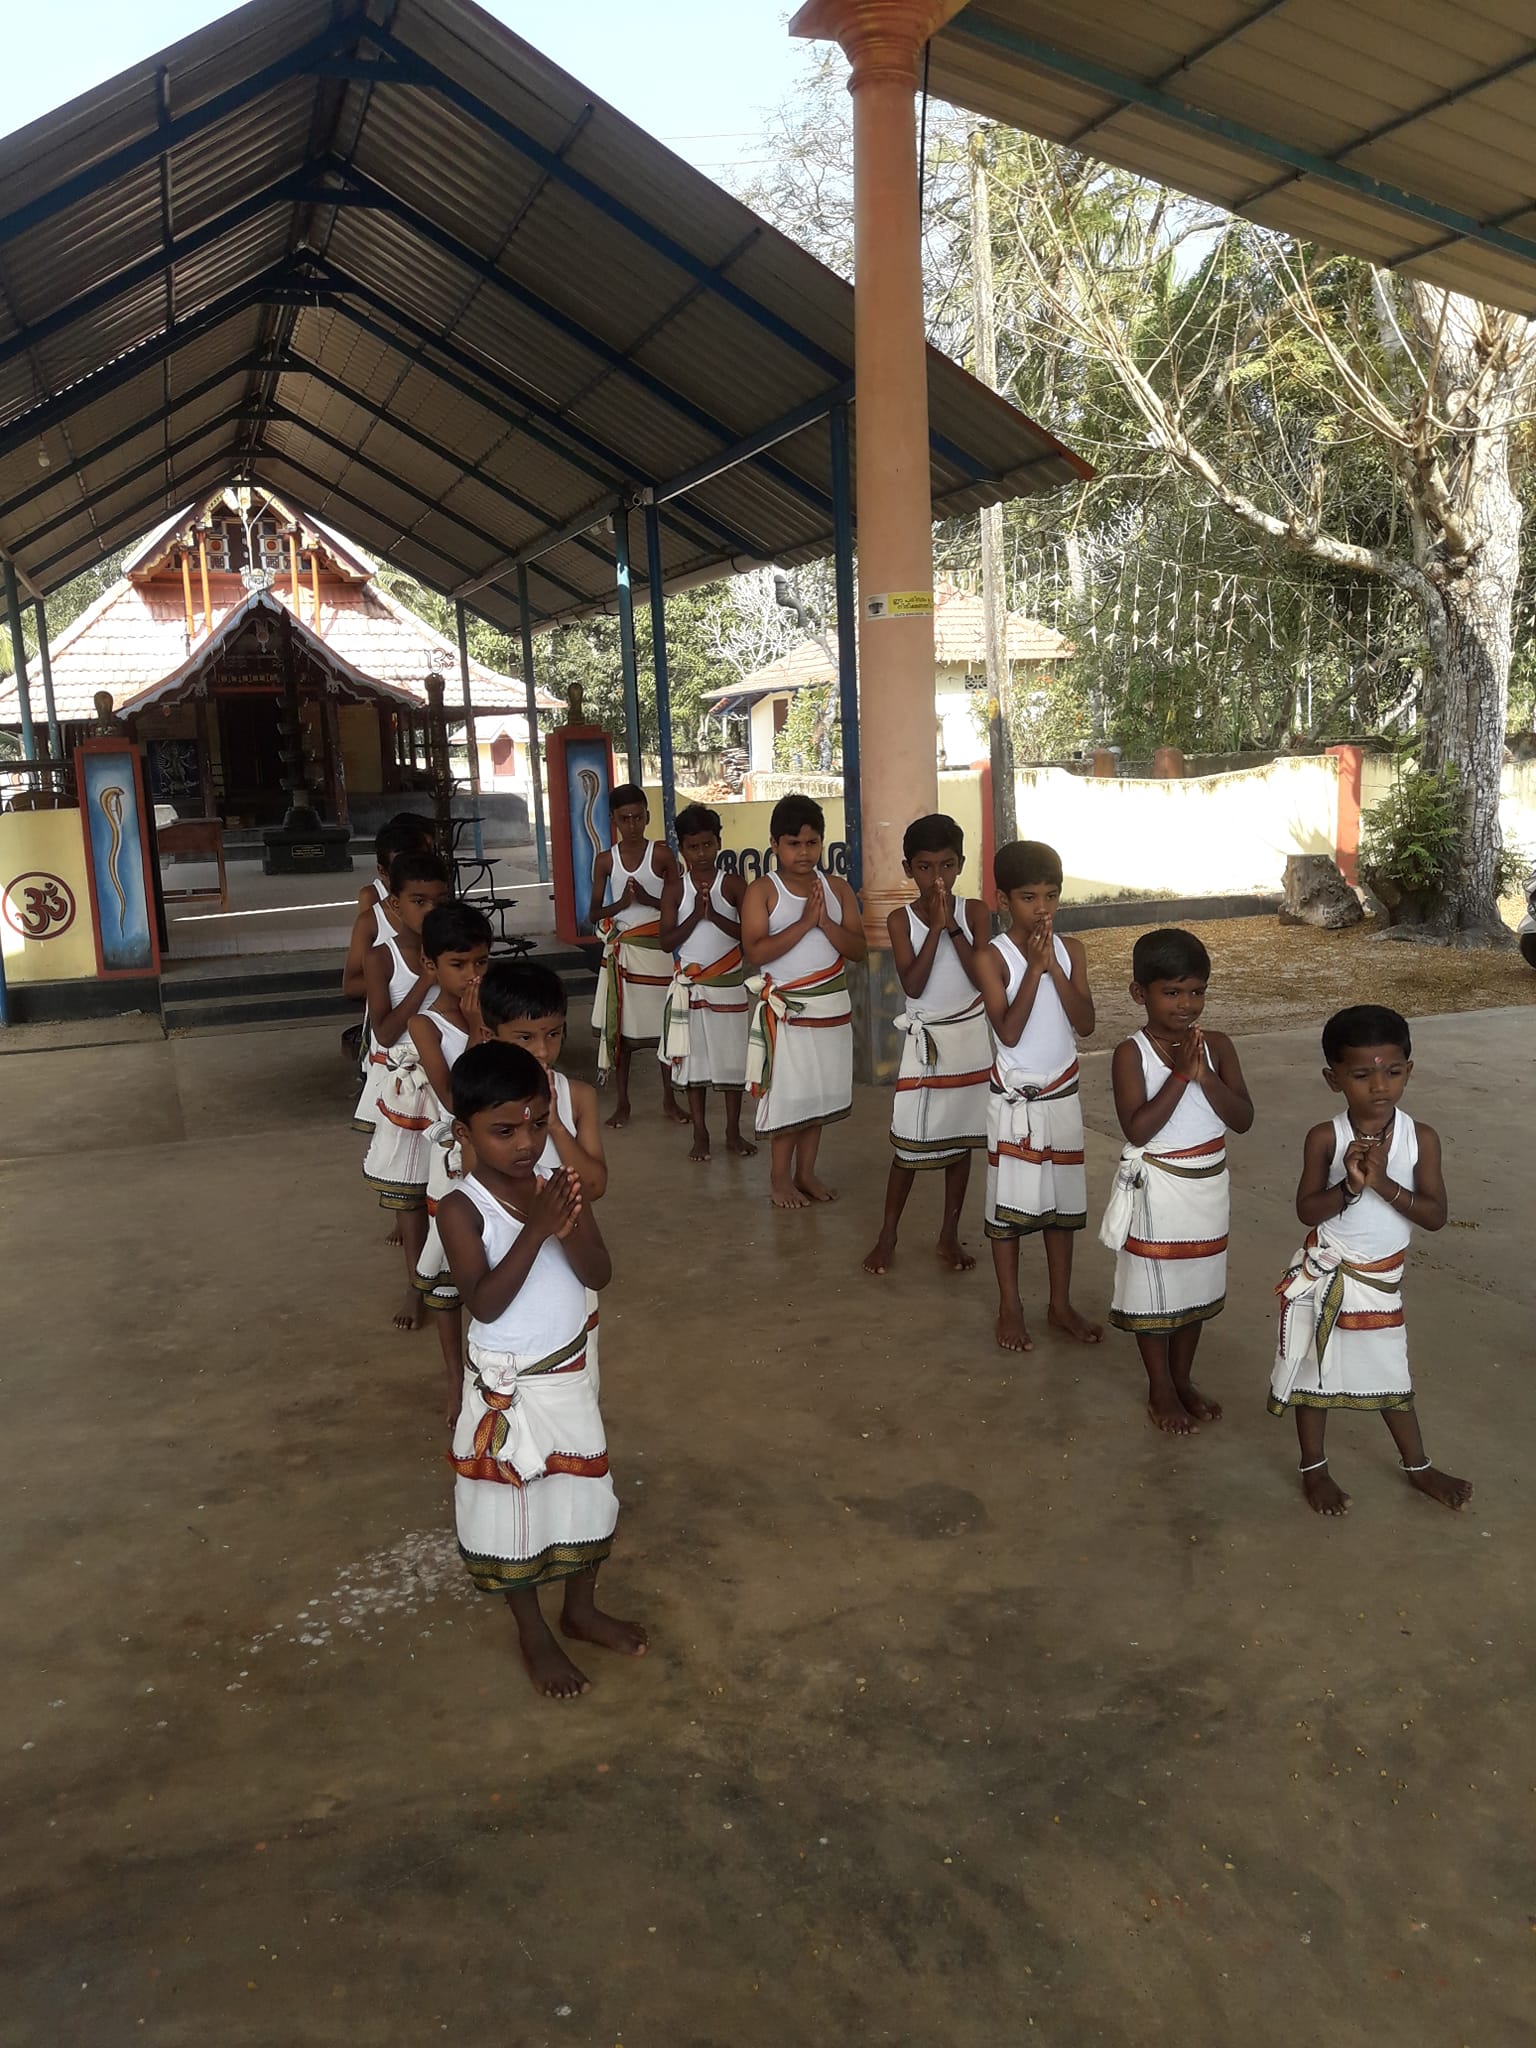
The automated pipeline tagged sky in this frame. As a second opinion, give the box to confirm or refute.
[0,0,808,176]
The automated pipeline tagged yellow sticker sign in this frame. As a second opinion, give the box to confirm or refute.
[865,590,934,620]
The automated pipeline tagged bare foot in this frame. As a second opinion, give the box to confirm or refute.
[937,1235,976,1273]
[863,1234,897,1276]
[1303,1467,1350,1515]
[1147,1391,1197,1435]
[1405,1464,1472,1510]
[393,1290,425,1333]
[1048,1304,1103,1344]
[725,1134,758,1158]
[996,1309,1033,1353]
[689,1134,711,1162]
[518,1623,592,1700]
[1176,1381,1222,1422]
[384,1219,403,1248]
[560,1606,648,1657]
[796,1174,838,1203]
[770,1177,811,1209]
[605,1103,631,1131]
[662,1096,691,1126]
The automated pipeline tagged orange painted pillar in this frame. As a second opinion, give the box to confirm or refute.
[1327,742,1364,883]
[791,0,969,944]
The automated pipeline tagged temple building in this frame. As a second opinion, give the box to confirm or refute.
[0,488,555,833]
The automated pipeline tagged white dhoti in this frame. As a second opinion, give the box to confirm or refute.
[592,916,670,1071]
[451,1315,617,1593]
[362,1049,433,1208]
[1101,1134,1229,1332]
[890,995,991,1169]
[351,1038,389,1135]
[1269,1228,1413,1414]
[414,1118,466,1309]
[660,949,750,1090]
[746,963,852,1135]
[983,1061,1086,1238]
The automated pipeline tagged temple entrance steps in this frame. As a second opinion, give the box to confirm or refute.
[158,945,596,1035]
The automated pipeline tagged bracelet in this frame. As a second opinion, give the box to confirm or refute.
[1390,1183,1412,1211]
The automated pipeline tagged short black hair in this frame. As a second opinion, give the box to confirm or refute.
[675,802,723,843]
[903,812,964,862]
[1132,927,1211,985]
[388,850,451,894]
[375,816,434,867]
[610,783,647,813]
[770,792,824,840]
[994,839,1062,892]
[480,959,569,1026]
[451,1041,551,1123]
[421,903,492,960]
[1323,1004,1412,1064]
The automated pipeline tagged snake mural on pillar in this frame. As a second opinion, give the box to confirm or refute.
[80,747,155,972]
[561,738,612,937]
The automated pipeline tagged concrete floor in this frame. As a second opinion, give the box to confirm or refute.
[0,1010,1530,2047]
[161,840,550,958]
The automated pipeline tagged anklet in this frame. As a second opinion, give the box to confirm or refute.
[1298,1457,1329,1473]
[1400,1458,1432,1473]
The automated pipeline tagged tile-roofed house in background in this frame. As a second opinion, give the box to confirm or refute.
[709,578,1070,779]
[0,487,560,833]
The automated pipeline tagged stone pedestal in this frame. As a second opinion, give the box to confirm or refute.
[1153,746,1185,778]
[261,816,353,875]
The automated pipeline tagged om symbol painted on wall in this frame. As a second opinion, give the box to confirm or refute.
[2,871,78,940]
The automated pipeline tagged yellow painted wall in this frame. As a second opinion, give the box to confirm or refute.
[642,770,984,881]
[0,809,99,984]
[1013,757,1342,901]
[339,704,381,794]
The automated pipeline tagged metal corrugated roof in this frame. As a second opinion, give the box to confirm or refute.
[0,0,1088,638]
[928,2,1536,318]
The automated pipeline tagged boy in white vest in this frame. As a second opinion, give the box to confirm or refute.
[1099,928,1252,1435]
[972,839,1099,1354]
[658,802,755,1163]
[862,812,989,1276]
[1269,1005,1470,1516]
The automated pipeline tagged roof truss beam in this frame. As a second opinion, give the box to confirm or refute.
[0,263,293,463]
[254,448,493,593]
[274,345,618,573]
[0,18,361,249]
[307,263,764,558]
[28,449,233,584]
[258,401,592,605]
[949,15,1536,275]
[317,164,836,518]
[0,357,262,522]
[257,472,572,633]
[316,30,852,383]
[14,402,247,551]
[0,168,336,379]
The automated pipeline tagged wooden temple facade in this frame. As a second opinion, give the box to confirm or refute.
[0,489,547,831]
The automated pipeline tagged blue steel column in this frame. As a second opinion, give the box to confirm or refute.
[515,565,550,884]
[3,557,37,776]
[643,500,676,845]
[613,507,643,786]
[829,401,862,892]
[33,601,61,767]
[453,600,484,860]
